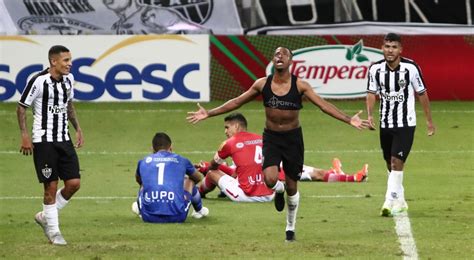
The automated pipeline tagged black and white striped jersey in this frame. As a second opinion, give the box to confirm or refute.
[367,57,426,128]
[18,68,75,143]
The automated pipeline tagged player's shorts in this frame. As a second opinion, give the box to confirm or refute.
[262,127,304,181]
[33,141,80,183]
[218,175,274,202]
[138,191,191,223]
[380,126,416,162]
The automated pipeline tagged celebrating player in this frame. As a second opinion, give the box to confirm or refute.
[188,46,370,241]
[197,113,368,199]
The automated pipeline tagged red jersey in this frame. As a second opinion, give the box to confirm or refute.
[214,132,273,197]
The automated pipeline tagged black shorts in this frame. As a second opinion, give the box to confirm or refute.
[33,141,80,183]
[262,127,304,181]
[380,126,416,163]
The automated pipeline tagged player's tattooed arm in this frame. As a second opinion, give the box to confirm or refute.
[67,101,84,148]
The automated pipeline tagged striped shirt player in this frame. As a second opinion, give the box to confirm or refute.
[19,69,75,143]
[367,57,426,129]
[17,45,83,245]
[366,33,435,217]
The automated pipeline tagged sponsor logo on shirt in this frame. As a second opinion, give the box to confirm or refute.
[244,139,262,145]
[48,105,67,114]
[153,157,179,163]
[381,92,405,102]
[266,96,299,109]
[248,174,265,185]
[144,191,175,203]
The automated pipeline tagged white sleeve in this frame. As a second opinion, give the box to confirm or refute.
[18,78,41,107]
[411,66,426,94]
[367,65,379,94]
[67,74,75,100]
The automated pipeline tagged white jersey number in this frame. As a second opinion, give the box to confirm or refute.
[254,145,263,164]
[156,163,165,185]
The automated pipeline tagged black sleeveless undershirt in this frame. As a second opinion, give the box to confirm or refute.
[262,74,302,110]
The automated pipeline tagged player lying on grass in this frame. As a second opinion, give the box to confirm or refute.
[196,113,368,201]
[131,132,209,222]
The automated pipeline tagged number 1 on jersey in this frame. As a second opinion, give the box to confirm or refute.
[156,163,165,185]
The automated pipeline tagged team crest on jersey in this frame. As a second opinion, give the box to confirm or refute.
[236,142,244,149]
[398,78,407,89]
[41,164,52,178]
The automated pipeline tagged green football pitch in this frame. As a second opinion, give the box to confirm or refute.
[0,101,472,259]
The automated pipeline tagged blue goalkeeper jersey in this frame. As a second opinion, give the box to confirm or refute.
[136,151,195,216]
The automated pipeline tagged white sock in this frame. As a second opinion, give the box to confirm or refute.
[55,189,69,210]
[43,203,60,234]
[386,170,403,201]
[271,181,285,193]
[286,192,300,231]
[385,171,397,201]
[391,170,404,200]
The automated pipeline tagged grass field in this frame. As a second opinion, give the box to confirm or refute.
[0,101,473,259]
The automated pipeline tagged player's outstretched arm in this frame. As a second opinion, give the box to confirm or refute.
[186,78,265,124]
[187,103,208,124]
[300,80,370,129]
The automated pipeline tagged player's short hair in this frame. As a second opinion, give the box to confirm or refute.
[152,132,172,151]
[224,113,247,129]
[384,33,402,43]
[48,45,70,62]
[276,46,293,59]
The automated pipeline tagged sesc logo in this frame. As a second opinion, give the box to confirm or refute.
[0,35,209,102]
[266,40,384,99]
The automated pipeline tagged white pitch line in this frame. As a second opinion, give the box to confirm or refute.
[0,194,372,200]
[0,109,473,115]
[0,196,136,200]
[0,150,472,155]
[306,194,378,198]
[394,212,419,260]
